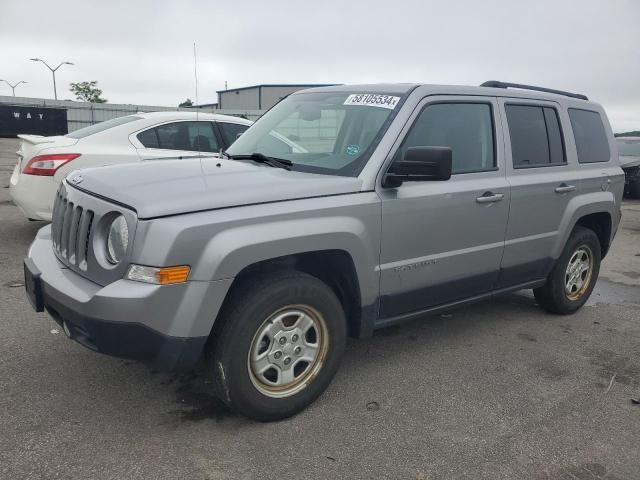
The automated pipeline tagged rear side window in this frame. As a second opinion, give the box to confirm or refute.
[399,103,495,174]
[568,109,610,163]
[137,121,219,152]
[505,105,565,168]
[219,122,250,145]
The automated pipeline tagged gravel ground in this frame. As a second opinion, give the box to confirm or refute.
[0,138,639,480]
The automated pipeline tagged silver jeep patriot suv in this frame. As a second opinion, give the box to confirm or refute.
[25,82,623,421]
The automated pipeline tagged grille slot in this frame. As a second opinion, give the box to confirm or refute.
[60,201,73,258]
[77,210,94,270]
[51,189,94,270]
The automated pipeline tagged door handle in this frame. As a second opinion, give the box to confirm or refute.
[554,183,576,194]
[476,192,505,203]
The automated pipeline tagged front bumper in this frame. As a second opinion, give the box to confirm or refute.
[25,226,231,371]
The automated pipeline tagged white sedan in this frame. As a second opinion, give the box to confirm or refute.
[10,111,253,221]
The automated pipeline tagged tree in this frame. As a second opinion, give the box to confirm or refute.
[179,98,193,107]
[69,81,107,103]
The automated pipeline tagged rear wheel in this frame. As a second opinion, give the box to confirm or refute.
[207,271,347,421]
[534,226,601,314]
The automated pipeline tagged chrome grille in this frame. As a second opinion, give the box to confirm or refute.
[52,190,94,271]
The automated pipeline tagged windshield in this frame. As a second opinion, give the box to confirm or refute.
[226,91,404,176]
[617,138,640,156]
[66,115,143,139]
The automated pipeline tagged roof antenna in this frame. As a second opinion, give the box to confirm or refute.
[193,42,199,109]
[192,41,204,162]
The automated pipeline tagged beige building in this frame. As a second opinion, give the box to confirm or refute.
[217,84,336,110]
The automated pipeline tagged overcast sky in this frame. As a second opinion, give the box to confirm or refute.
[1,0,638,131]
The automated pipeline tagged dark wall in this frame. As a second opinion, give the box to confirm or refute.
[0,104,68,137]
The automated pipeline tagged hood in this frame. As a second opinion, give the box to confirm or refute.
[67,158,363,219]
[620,155,640,169]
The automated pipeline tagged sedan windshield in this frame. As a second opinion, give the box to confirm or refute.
[226,91,404,176]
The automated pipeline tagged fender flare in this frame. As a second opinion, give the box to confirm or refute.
[552,191,616,259]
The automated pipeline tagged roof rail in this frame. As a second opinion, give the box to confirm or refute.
[480,80,588,101]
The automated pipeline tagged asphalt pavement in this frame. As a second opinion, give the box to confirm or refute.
[1,138,639,480]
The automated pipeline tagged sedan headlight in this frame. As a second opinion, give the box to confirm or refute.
[106,215,129,264]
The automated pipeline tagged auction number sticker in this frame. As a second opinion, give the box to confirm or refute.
[344,94,400,109]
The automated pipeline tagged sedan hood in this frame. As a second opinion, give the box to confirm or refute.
[620,155,640,169]
[68,158,363,219]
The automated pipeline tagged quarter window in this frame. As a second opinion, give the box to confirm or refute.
[505,105,565,168]
[399,103,495,174]
[137,121,219,152]
[568,109,610,163]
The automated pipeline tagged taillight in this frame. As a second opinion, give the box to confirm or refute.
[22,153,81,176]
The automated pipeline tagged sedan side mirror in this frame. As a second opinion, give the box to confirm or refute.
[382,146,452,188]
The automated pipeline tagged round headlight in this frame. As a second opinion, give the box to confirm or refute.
[106,215,129,264]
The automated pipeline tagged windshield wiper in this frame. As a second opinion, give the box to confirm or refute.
[229,152,293,170]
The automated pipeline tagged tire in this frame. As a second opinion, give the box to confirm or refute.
[207,270,347,421]
[534,226,601,314]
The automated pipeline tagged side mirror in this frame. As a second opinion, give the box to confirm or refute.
[383,146,452,188]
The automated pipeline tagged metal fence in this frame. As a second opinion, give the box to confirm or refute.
[0,95,264,132]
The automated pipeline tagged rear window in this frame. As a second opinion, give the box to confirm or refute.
[66,115,142,139]
[505,104,565,168]
[568,109,610,163]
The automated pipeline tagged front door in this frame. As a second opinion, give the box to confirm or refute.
[377,97,510,320]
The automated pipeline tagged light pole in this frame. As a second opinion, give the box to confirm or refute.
[29,58,74,100]
[0,79,28,96]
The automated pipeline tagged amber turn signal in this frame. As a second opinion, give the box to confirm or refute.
[126,264,190,285]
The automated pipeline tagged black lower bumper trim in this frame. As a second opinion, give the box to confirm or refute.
[44,293,207,372]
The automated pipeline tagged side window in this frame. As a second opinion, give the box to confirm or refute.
[568,109,610,163]
[219,122,250,145]
[137,128,159,148]
[137,122,219,152]
[399,103,495,174]
[187,122,219,152]
[157,123,187,150]
[505,104,565,168]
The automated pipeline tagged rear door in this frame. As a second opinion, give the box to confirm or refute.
[377,96,510,319]
[133,121,223,160]
[498,99,577,286]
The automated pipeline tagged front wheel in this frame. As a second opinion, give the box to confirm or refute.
[207,271,347,421]
[534,226,601,314]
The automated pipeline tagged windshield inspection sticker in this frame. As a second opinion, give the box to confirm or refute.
[346,144,360,156]
[344,94,400,109]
